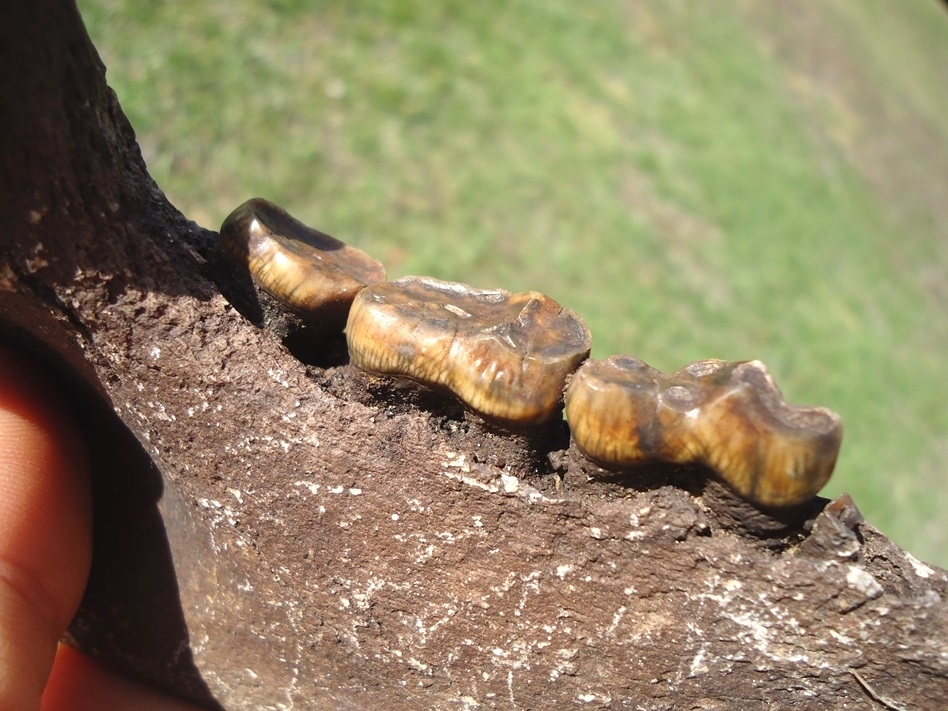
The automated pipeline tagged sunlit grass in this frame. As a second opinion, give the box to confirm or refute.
[78,0,948,566]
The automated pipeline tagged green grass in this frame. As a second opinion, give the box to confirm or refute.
[77,0,948,567]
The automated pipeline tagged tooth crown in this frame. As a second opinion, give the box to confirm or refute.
[220,198,386,328]
[346,276,592,425]
[565,356,843,507]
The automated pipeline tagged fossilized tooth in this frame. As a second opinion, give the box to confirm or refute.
[690,360,843,506]
[346,276,592,424]
[564,355,703,467]
[564,356,843,507]
[219,198,386,330]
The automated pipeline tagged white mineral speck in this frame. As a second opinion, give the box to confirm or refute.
[846,565,883,599]
[392,513,400,521]
[904,552,934,579]
[500,473,519,493]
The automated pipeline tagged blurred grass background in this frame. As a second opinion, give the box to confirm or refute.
[76,0,948,567]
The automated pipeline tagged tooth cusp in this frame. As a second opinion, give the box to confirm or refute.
[564,356,843,507]
[346,276,591,425]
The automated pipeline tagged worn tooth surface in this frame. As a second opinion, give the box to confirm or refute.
[565,356,843,507]
[220,198,385,329]
[346,276,591,425]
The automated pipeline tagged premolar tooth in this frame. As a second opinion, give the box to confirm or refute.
[346,276,591,425]
[564,356,842,507]
[220,198,385,331]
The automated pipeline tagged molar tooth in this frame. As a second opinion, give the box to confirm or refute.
[346,276,591,425]
[564,356,843,507]
[220,198,385,330]
[688,360,842,507]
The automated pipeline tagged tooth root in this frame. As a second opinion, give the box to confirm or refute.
[347,276,591,425]
[565,356,843,507]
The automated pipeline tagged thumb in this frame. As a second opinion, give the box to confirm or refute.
[0,345,92,711]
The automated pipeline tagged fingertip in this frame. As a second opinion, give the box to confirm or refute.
[0,346,92,710]
[42,645,213,711]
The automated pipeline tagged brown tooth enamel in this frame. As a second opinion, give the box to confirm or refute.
[346,276,591,425]
[220,198,385,330]
[564,356,843,507]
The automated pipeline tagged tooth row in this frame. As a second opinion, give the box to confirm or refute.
[220,199,844,507]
